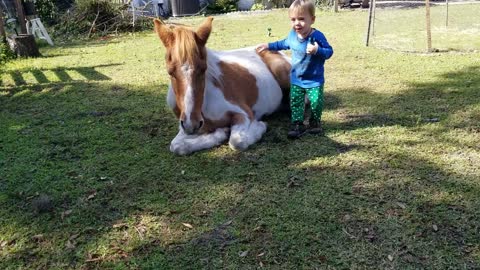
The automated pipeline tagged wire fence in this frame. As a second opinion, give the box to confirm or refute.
[367,0,480,52]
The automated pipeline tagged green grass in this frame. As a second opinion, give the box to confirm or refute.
[1,7,479,269]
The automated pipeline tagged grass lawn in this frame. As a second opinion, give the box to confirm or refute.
[1,6,479,269]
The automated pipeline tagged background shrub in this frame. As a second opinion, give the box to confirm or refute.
[0,41,15,64]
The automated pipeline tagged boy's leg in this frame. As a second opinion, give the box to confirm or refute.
[290,85,306,123]
[288,85,307,138]
[305,85,324,134]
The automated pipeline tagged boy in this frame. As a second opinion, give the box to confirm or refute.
[257,0,333,139]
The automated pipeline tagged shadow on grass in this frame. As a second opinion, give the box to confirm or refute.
[1,64,121,89]
[0,65,479,268]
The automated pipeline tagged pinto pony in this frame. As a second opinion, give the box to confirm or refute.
[154,17,291,155]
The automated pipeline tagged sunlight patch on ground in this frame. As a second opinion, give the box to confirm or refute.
[442,149,480,177]
[82,214,180,264]
[12,90,31,98]
[422,189,464,205]
[8,124,26,131]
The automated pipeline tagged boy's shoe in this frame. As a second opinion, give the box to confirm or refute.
[308,120,324,135]
[287,122,307,139]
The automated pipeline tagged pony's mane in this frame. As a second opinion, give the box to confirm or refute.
[170,25,200,64]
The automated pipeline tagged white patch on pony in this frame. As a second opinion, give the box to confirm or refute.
[229,119,267,151]
[182,64,195,128]
[170,127,229,155]
[167,85,176,109]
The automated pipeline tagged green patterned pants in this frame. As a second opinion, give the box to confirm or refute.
[290,84,324,123]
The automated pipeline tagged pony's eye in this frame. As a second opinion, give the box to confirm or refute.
[167,67,176,76]
[196,63,207,73]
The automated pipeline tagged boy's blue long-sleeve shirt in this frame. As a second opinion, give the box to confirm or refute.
[268,29,333,88]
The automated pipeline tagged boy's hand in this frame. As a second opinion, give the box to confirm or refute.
[256,43,269,52]
[306,42,319,55]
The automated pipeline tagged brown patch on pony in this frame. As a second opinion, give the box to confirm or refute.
[257,50,291,92]
[213,61,259,120]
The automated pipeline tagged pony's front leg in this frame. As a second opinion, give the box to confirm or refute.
[170,128,229,155]
[228,114,267,151]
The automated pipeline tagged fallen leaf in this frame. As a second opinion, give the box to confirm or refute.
[259,261,264,267]
[388,255,393,261]
[32,234,44,241]
[85,255,103,262]
[61,210,73,220]
[66,239,76,249]
[113,223,128,229]
[87,192,96,200]
[432,224,438,231]
[239,250,249,257]
[182,223,194,229]
[396,202,407,209]
[257,252,265,257]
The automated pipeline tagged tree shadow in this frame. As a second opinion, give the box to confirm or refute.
[1,64,121,89]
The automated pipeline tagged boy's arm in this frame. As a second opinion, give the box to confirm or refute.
[313,33,333,59]
[268,39,290,51]
[256,38,289,52]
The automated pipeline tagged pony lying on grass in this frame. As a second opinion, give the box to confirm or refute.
[154,17,291,155]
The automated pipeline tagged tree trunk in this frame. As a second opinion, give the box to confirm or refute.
[14,0,28,34]
[7,34,41,57]
[0,5,6,42]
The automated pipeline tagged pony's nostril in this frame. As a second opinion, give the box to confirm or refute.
[198,120,204,129]
[180,120,185,130]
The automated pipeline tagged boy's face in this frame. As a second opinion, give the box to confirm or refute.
[289,10,316,37]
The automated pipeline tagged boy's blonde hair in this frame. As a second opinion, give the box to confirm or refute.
[289,0,316,17]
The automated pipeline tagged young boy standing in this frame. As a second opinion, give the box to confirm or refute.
[257,0,333,139]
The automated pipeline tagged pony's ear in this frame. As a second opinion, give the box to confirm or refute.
[154,18,174,48]
[195,17,213,46]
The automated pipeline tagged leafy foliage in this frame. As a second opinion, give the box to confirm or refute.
[0,41,15,64]
[52,0,150,40]
[34,0,75,25]
[207,0,239,13]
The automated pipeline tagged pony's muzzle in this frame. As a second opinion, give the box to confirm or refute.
[181,119,204,135]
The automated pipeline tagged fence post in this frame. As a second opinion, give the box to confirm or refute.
[365,0,374,46]
[425,0,432,52]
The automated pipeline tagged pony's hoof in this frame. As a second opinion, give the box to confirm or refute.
[214,128,229,142]
[229,135,249,151]
[170,143,191,155]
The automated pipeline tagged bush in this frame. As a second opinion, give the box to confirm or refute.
[34,0,75,25]
[0,41,15,64]
[207,0,239,13]
[52,0,148,40]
